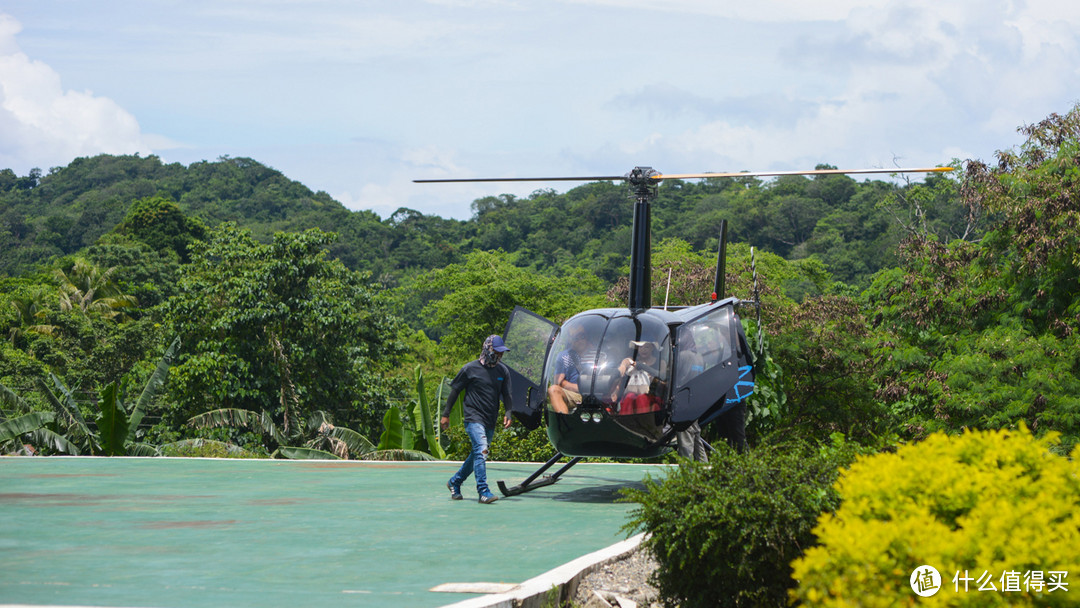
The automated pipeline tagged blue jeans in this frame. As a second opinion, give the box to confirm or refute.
[450,422,495,496]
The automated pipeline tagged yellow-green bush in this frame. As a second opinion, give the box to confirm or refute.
[791,427,1080,607]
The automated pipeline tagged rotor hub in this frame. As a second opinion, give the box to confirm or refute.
[626,166,660,200]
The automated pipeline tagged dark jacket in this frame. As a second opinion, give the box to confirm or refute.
[443,360,513,430]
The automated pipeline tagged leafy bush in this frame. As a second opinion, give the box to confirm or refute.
[158,438,262,458]
[791,427,1080,607]
[623,435,866,607]
[490,424,555,462]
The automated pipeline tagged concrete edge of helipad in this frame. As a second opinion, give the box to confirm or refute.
[436,532,648,608]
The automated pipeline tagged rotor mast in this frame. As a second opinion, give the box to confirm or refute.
[627,167,659,312]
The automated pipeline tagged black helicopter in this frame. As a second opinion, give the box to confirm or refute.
[417,165,952,495]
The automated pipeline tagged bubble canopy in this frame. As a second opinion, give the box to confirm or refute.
[543,311,672,407]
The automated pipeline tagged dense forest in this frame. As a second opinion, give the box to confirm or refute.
[2,106,1079,462]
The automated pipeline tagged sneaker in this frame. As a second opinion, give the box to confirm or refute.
[478,493,499,504]
[447,480,463,501]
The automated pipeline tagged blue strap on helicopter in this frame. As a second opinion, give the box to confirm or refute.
[725,365,754,404]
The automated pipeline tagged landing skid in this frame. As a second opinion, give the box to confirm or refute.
[497,453,584,496]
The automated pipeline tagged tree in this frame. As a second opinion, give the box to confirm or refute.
[865,104,1080,450]
[112,196,206,263]
[1,336,179,456]
[54,257,138,321]
[163,224,407,440]
[0,384,72,455]
[406,249,607,363]
[6,289,58,345]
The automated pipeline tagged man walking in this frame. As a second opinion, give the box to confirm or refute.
[441,335,514,504]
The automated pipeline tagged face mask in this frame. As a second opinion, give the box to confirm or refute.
[480,335,501,367]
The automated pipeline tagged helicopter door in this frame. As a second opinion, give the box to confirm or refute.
[501,306,559,430]
[670,305,744,427]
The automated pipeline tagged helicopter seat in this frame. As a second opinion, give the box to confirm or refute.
[619,391,660,415]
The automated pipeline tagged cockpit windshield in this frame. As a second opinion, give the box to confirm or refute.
[543,313,671,414]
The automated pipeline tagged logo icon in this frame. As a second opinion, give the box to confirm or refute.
[910,565,942,597]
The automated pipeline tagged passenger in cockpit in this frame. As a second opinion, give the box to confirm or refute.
[616,340,662,414]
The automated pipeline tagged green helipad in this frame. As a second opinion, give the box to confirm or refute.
[0,457,670,607]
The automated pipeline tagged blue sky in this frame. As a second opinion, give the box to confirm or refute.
[1,1,1078,220]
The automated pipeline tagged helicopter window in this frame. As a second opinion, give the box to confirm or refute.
[501,307,558,387]
[544,315,608,412]
[676,306,736,387]
[595,316,671,415]
[544,313,672,414]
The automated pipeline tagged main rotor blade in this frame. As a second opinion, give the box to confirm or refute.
[414,166,953,184]
[654,167,954,180]
[413,175,626,183]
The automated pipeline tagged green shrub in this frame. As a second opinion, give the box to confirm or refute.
[791,427,1080,607]
[623,435,865,607]
[158,438,262,458]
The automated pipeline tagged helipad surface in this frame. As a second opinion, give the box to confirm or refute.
[0,457,669,607]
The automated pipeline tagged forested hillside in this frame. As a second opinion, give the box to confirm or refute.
[2,106,1078,462]
[1,153,965,288]
[0,155,463,278]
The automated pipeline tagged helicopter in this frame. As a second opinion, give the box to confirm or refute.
[416,164,953,496]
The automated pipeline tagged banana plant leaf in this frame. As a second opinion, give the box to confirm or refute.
[277,446,341,460]
[38,375,90,434]
[447,379,464,428]
[0,411,55,444]
[26,428,80,455]
[362,448,437,461]
[37,375,97,453]
[96,382,130,456]
[1,383,28,413]
[377,406,404,450]
[327,426,378,457]
[415,366,446,459]
[129,336,180,436]
[401,425,417,452]
[188,408,286,446]
[127,442,161,457]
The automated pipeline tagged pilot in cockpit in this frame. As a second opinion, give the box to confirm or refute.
[548,328,589,414]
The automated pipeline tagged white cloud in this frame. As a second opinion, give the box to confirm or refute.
[612,0,1080,177]
[562,0,891,22]
[0,13,152,172]
[4,0,1080,218]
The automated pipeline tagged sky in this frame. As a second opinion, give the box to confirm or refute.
[1,1,1079,220]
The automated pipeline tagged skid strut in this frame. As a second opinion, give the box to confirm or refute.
[497,453,584,496]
